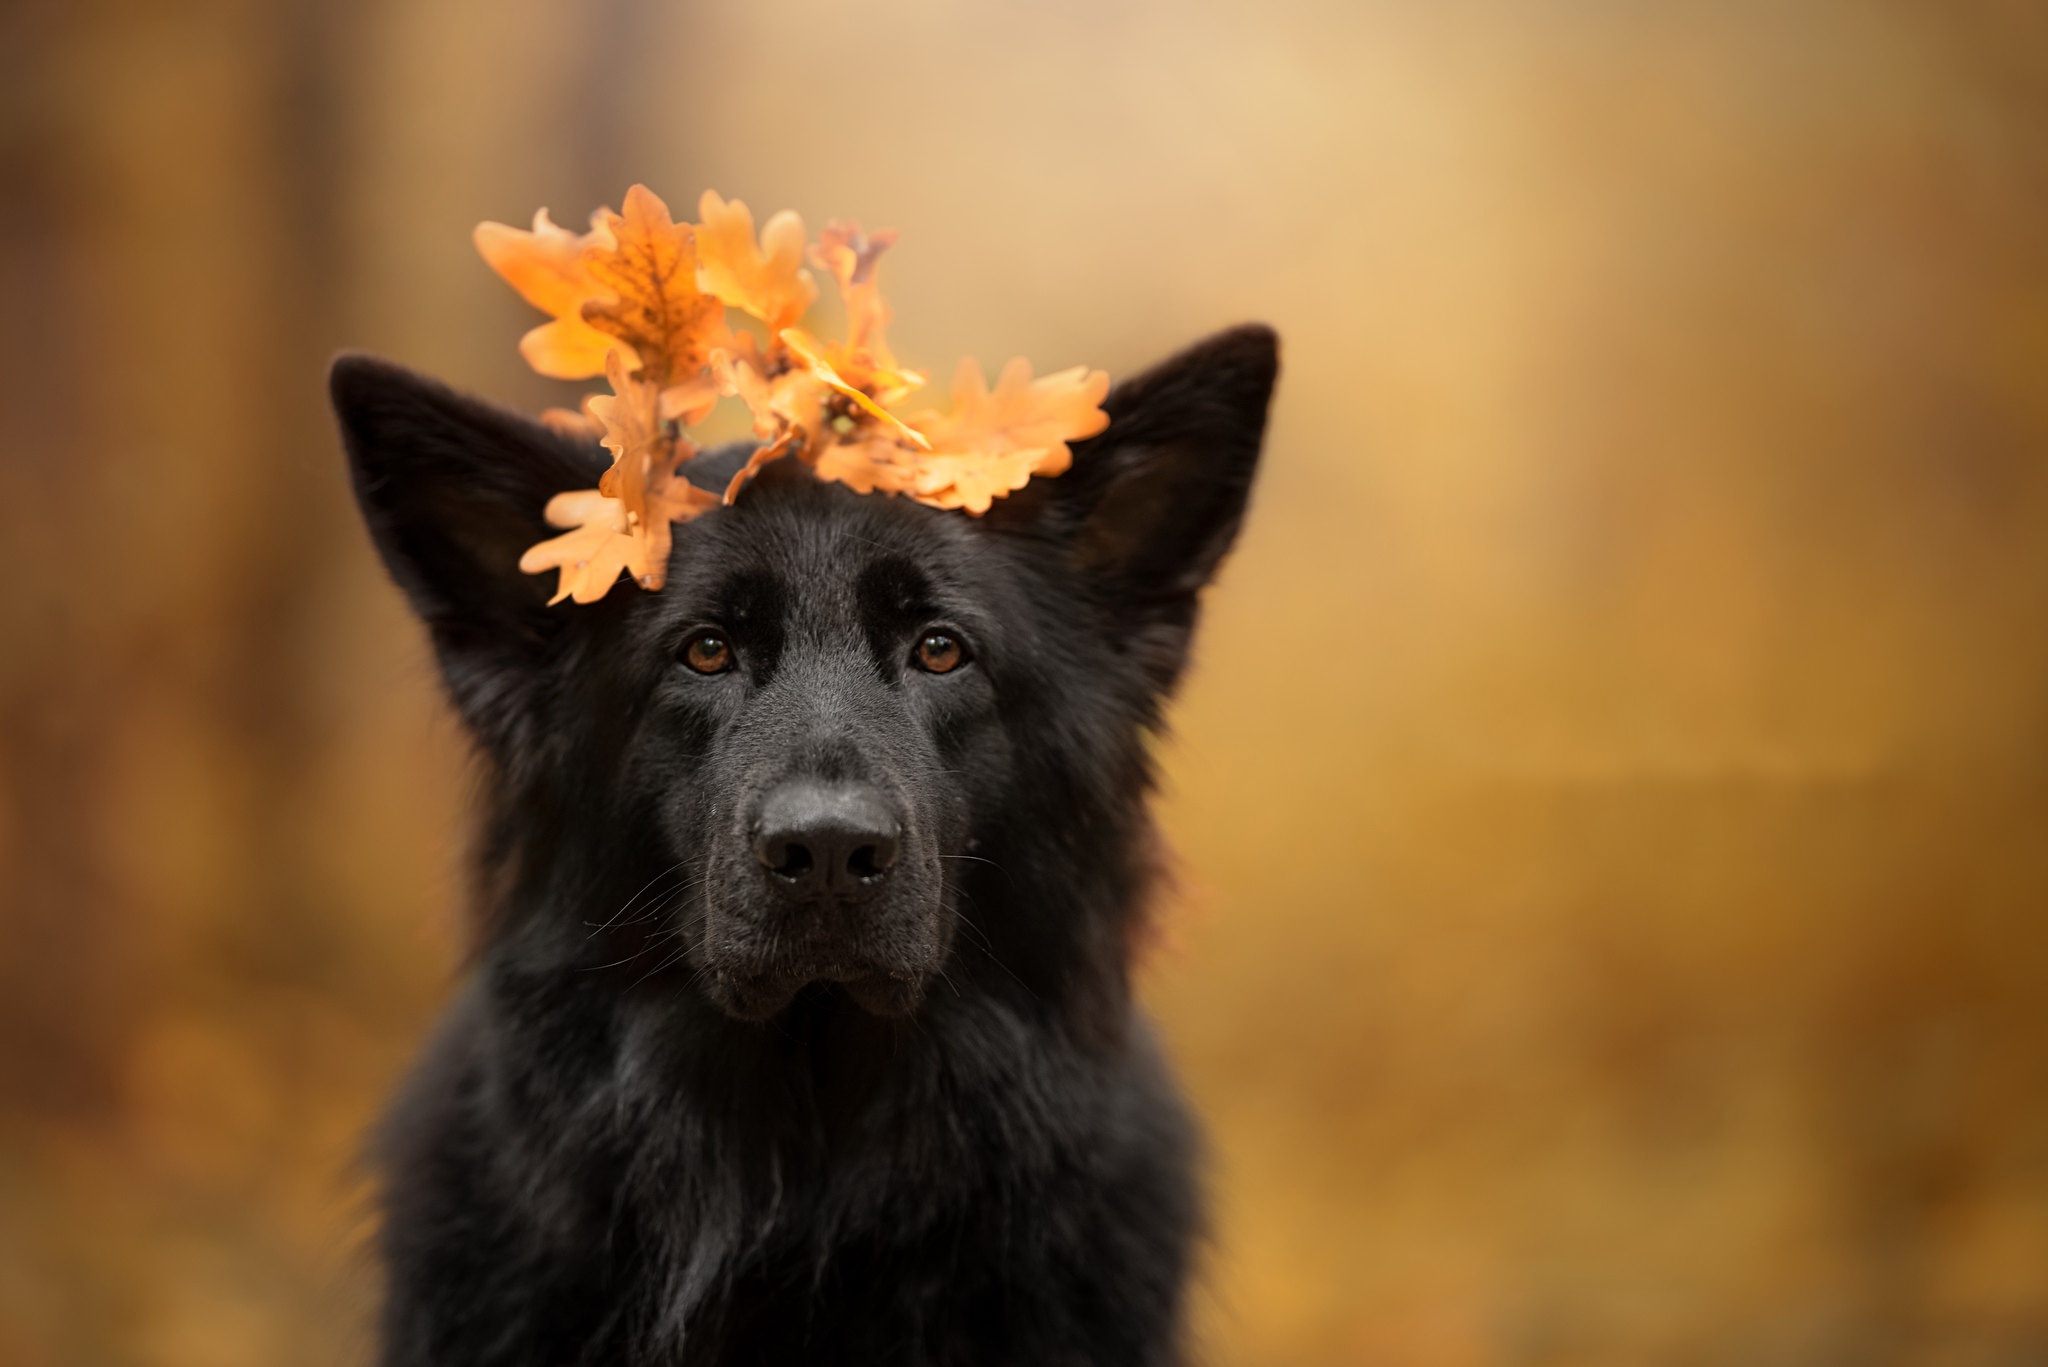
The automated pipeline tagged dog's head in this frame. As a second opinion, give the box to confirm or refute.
[332,325,1276,1023]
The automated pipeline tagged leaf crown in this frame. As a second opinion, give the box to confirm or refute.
[475,185,1111,605]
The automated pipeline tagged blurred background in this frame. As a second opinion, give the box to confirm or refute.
[5,0,2048,1363]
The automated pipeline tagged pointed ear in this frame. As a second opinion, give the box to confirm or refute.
[1001,324,1279,692]
[330,355,605,717]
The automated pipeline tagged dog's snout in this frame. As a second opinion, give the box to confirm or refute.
[753,782,901,900]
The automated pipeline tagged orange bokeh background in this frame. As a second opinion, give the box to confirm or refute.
[5,2,2048,1363]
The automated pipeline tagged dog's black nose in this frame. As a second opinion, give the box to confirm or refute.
[754,783,901,899]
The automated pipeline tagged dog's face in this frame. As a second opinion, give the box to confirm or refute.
[334,326,1276,1023]
[621,469,1017,1019]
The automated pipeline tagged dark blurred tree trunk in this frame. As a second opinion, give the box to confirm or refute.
[0,0,654,1357]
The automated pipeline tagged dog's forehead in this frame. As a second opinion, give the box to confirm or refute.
[666,478,974,628]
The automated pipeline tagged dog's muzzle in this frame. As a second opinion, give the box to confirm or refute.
[699,779,947,1022]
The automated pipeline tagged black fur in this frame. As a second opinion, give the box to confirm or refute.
[330,323,1279,1366]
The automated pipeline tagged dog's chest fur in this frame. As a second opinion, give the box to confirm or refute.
[382,978,1197,1365]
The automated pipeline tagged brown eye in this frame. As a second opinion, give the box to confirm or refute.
[682,630,733,675]
[914,631,965,674]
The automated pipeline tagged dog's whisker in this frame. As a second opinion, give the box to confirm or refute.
[943,884,1040,1004]
[935,853,1005,873]
[586,860,693,938]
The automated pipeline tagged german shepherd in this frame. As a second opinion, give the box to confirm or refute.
[330,322,1278,1366]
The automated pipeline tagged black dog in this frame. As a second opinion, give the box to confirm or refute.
[330,322,1278,1366]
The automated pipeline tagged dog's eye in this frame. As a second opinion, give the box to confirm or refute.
[913,631,966,675]
[681,630,733,675]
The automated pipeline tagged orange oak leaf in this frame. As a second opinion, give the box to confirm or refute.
[582,185,726,390]
[902,451,1041,514]
[713,349,823,443]
[658,371,721,425]
[779,329,925,409]
[811,221,898,362]
[797,220,926,404]
[519,476,717,605]
[518,490,649,604]
[474,208,629,379]
[587,350,671,526]
[721,428,804,506]
[778,329,930,448]
[522,348,722,603]
[643,474,722,559]
[654,474,722,522]
[811,432,924,499]
[710,348,826,503]
[905,357,1111,514]
[696,191,817,334]
[712,349,775,439]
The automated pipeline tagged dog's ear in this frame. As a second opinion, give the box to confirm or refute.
[999,323,1279,693]
[331,355,604,718]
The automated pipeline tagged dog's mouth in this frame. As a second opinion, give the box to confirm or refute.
[698,889,952,1021]
[707,958,932,1022]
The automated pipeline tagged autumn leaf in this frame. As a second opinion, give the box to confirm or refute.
[658,372,721,425]
[713,348,823,443]
[779,329,930,448]
[794,220,926,403]
[905,357,1111,514]
[811,432,924,499]
[709,345,834,504]
[587,350,670,527]
[582,185,727,390]
[519,476,717,605]
[812,221,898,364]
[696,190,817,333]
[713,349,776,440]
[656,474,721,521]
[721,428,803,506]
[474,208,628,379]
[518,491,642,604]
[476,187,728,405]
[521,347,722,604]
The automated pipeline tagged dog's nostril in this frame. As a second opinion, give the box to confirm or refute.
[768,841,814,881]
[846,843,888,881]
